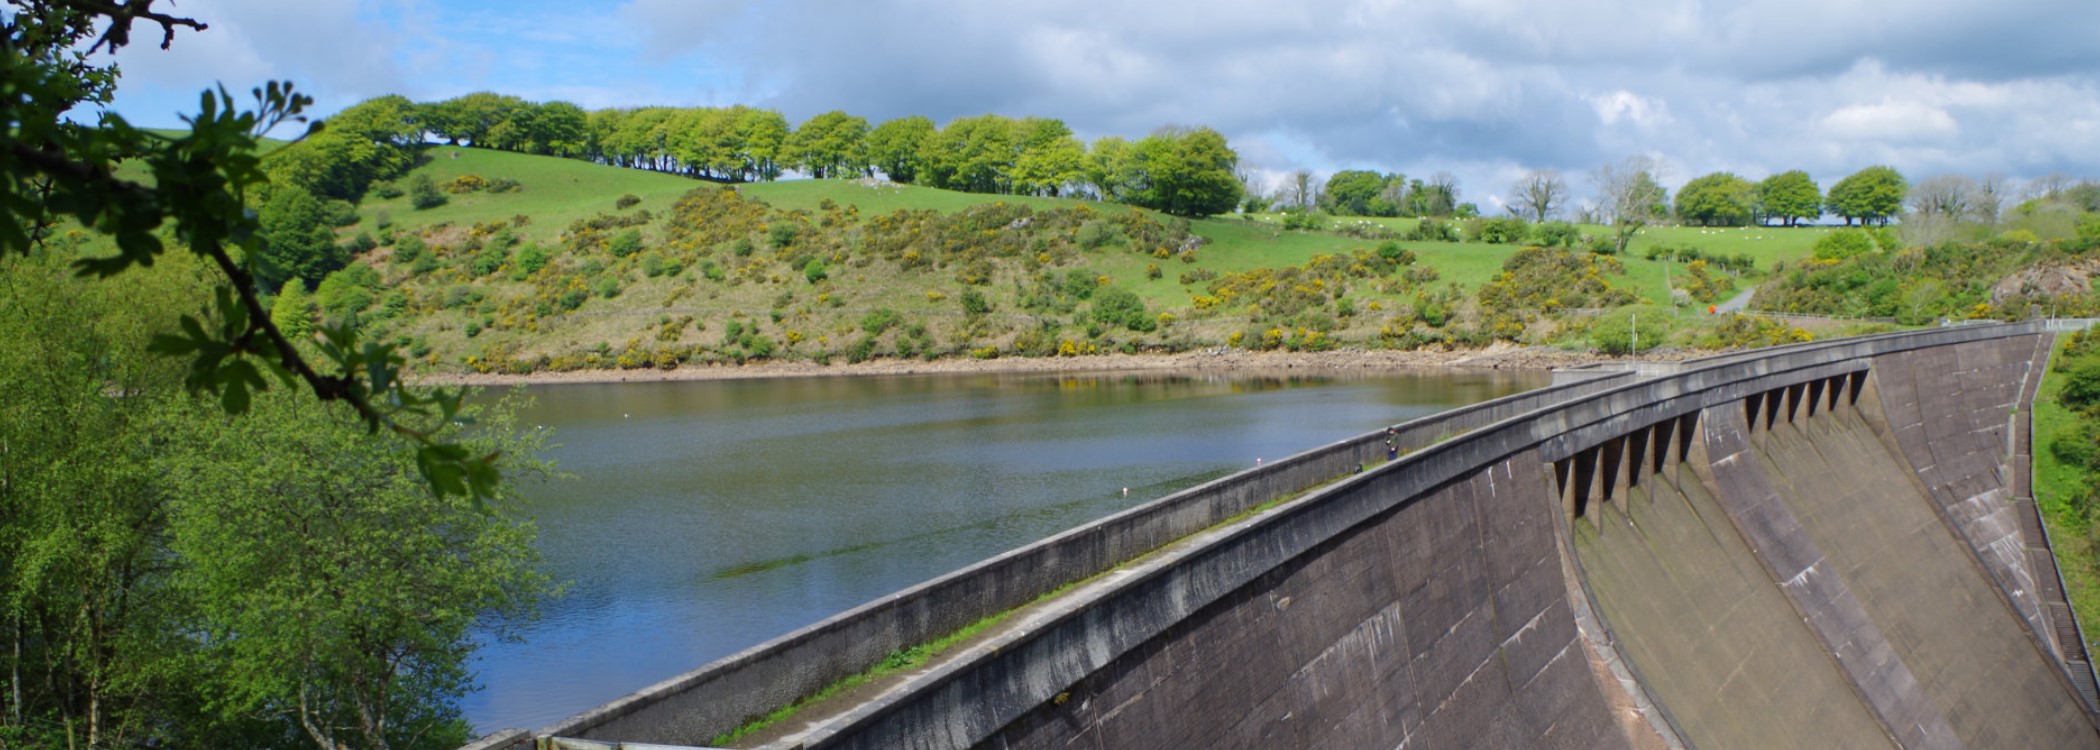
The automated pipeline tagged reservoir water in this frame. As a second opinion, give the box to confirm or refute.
[463,366,1547,733]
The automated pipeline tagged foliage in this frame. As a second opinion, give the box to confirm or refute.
[1320,170,1404,216]
[1759,170,1822,227]
[1677,259,1734,304]
[867,115,936,184]
[1,0,496,500]
[1467,216,1531,244]
[256,186,348,290]
[271,278,315,340]
[1827,165,1908,226]
[1588,306,1672,355]
[1674,172,1758,227]
[1535,221,1580,248]
[0,241,549,749]
[785,110,871,179]
[1688,314,1814,350]
[410,173,448,209]
[1119,127,1242,217]
[1754,238,2077,324]
[2063,361,2100,411]
[1812,229,1877,261]
[1090,285,1155,332]
[1475,247,1638,339]
[155,393,551,750]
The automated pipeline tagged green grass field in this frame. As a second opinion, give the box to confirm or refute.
[357,146,699,235]
[366,149,1831,308]
[2031,348,2100,638]
[341,147,1848,369]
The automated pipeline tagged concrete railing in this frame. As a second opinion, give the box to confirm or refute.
[489,366,1637,747]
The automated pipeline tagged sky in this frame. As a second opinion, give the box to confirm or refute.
[100,0,2100,212]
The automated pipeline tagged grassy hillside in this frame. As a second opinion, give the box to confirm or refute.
[311,147,1837,374]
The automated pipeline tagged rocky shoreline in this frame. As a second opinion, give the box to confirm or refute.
[410,345,1664,387]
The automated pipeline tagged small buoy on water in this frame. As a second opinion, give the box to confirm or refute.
[1123,487,1129,497]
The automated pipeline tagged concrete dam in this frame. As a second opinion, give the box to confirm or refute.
[488,322,2100,750]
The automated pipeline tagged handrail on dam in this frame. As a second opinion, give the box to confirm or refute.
[477,362,1637,749]
[487,320,2100,750]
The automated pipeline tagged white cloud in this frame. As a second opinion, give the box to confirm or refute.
[1590,91,1668,127]
[1820,99,1960,142]
[98,0,2100,208]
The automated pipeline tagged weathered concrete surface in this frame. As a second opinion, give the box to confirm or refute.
[987,454,1624,750]
[1871,336,2051,651]
[510,323,2100,750]
[1573,457,1892,748]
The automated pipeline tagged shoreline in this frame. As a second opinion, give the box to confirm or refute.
[411,346,1642,387]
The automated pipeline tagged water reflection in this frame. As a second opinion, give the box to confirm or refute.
[463,367,1544,732]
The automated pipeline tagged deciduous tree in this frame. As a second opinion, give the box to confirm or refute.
[1757,170,1821,227]
[867,115,934,184]
[1675,172,1757,227]
[786,110,871,179]
[1590,156,1669,253]
[1123,126,1242,218]
[1826,165,1908,226]
[1508,169,1567,223]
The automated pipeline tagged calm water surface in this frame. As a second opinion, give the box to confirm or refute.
[464,367,1546,732]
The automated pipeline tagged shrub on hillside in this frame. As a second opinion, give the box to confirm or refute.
[1408,218,1459,242]
[2062,361,2100,410]
[1536,221,1579,248]
[1589,306,1673,355]
[1466,216,1531,244]
[409,174,447,210]
[1091,286,1154,332]
[861,308,902,335]
[1813,229,1877,261]
[608,229,643,258]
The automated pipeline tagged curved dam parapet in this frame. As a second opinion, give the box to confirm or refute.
[499,323,2100,750]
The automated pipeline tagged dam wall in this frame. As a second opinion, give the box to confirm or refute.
[512,323,2100,750]
[493,368,1636,748]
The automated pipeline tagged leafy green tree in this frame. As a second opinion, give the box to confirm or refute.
[421,91,525,147]
[0,247,206,749]
[786,110,871,179]
[525,100,592,157]
[920,114,1018,193]
[1085,136,1136,201]
[0,0,501,516]
[867,115,934,184]
[667,107,737,179]
[1123,127,1242,218]
[1675,172,1758,227]
[1321,170,1390,216]
[1827,165,1908,226]
[271,278,315,340]
[1412,172,1461,217]
[733,106,791,181]
[1758,170,1822,227]
[1010,117,1085,196]
[156,392,550,750]
[257,187,347,290]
